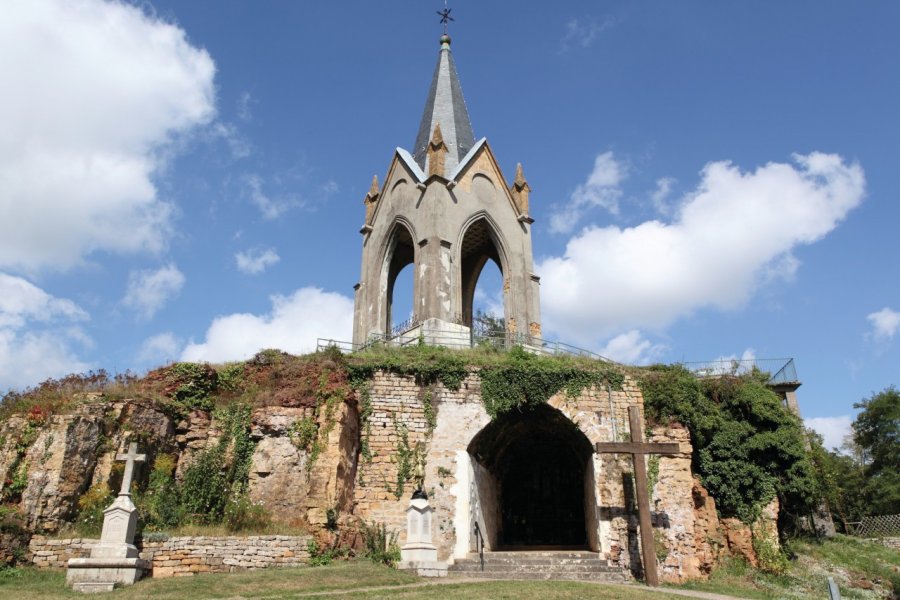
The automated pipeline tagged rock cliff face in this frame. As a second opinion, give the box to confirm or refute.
[0,364,780,580]
[650,424,781,582]
[0,398,360,535]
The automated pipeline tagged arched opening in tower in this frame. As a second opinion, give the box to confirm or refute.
[467,404,594,550]
[460,218,505,331]
[385,223,415,335]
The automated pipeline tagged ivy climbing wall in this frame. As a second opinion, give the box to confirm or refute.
[351,369,655,565]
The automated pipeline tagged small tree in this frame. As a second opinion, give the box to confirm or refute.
[853,386,900,515]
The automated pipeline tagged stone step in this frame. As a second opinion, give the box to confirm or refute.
[447,569,630,583]
[451,565,621,575]
[453,556,610,565]
[447,551,630,583]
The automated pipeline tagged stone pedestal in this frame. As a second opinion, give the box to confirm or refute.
[398,493,446,577]
[67,443,149,593]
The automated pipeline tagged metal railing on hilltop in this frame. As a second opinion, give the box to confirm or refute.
[317,327,799,385]
[681,358,799,385]
[317,323,614,363]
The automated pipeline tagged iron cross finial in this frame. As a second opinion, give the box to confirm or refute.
[437,2,454,34]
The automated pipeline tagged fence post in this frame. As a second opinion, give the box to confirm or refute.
[827,576,841,599]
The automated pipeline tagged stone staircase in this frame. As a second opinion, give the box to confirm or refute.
[447,550,630,582]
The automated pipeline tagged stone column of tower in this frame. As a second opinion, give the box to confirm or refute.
[352,33,542,346]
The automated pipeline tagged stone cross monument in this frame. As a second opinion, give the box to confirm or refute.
[67,442,150,593]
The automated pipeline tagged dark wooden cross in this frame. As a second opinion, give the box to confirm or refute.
[595,405,680,587]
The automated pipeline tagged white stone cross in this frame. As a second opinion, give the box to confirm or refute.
[115,442,146,497]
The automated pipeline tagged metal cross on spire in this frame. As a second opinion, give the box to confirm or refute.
[437,1,454,34]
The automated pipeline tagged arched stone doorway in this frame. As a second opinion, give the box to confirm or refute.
[467,404,595,549]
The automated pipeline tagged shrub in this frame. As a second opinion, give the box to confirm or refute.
[306,538,344,567]
[359,520,400,567]
[223,494,271,532]
[640,366,817,524]
[140,454,183,530]
[75,484,113,536]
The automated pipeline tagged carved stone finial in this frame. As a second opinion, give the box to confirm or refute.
[364,174,380,226]
[510,162,531,215]
[427,123,448,178]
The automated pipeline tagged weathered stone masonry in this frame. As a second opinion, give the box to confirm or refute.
[29,535,312,577]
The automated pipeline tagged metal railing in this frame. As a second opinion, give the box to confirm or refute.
[473,521,485,570]
[317,327,614,363]
[389,316,419,338]
[682,358,799,385]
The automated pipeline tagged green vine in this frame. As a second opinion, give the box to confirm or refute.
[639,365,817,524]
[348,344,624,421]
[478,347,624,418]
[178,402,255,524]
[353,380,373,464]
[383,415,428,500]
[390,416,414,499]
[1,407,47,502]
[420,388,437,432]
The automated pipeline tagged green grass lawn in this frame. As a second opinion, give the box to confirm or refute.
[3,537,896,600]
[0,561,693,600]
[669,535,899,600]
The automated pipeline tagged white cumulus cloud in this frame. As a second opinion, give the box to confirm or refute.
[867,307,900,341]
[806,415,853,452]
[138,332,181,364]
[235,248,280,275]
[182,287,354,363]
[0,0,215,272]
[538,152,865,346]
[550,151,625,233]
[598,330,667,365]
[123,264,185,319]
[0,273,87,328]
[0,273,90,390]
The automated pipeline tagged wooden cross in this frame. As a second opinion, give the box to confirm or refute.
[595,405,680,587]
[115,442,146,497]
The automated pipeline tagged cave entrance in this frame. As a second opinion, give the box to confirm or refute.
[467,404,594,550]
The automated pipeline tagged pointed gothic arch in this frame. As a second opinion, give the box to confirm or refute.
[458,214,509,329]
[381,219,416,334]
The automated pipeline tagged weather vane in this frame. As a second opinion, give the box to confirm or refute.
[437,1,454,34]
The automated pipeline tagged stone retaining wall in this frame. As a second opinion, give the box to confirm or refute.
[29,535,312,577]
[879,537,900,551]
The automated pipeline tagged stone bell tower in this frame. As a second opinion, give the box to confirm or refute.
[352,33,541,346]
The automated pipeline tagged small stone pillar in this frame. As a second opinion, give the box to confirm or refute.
[398,491,446,576]
[67,442,150,593]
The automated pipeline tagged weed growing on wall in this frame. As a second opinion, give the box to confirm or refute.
[132,402,265,532]
[75,483,114,536]
[348,344,624,420]
[359,520,401,566]
[164,363,219,414]
[478,346,624,418]
[1,406,48,503]
[639,365,817,525]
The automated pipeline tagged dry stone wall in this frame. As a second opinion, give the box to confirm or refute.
[29,535,312,577]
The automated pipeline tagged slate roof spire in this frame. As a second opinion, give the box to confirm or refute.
[412,34,475,176]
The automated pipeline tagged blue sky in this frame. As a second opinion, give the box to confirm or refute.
[2,1,898,450]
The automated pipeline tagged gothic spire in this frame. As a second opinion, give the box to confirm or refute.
[412,34,475,176]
